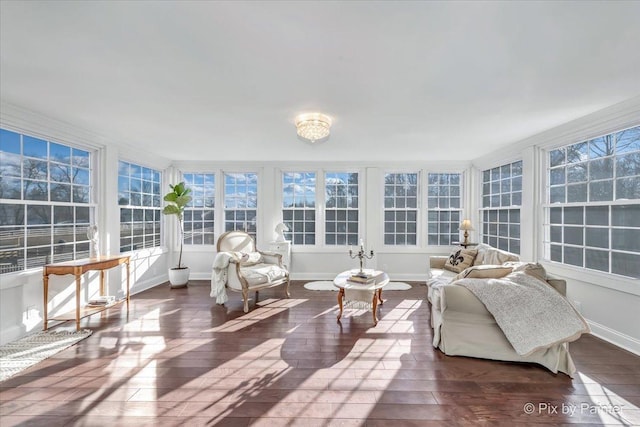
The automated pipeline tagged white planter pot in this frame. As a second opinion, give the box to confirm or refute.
[168,267,190,288]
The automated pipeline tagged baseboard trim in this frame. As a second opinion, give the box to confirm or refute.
[587,319,640,356]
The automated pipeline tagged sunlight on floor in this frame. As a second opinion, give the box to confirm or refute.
[578,372,639,425]
[205,299,307,333]
[367,299,423,333]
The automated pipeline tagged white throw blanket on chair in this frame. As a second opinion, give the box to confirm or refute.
[211,251,243,305]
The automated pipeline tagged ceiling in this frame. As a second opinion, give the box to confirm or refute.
[1,1,639,163]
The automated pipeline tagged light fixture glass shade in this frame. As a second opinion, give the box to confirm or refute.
[295,113,332,143]
[459,219,474,230]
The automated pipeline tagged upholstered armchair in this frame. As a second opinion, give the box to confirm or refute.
[212,231,290,312]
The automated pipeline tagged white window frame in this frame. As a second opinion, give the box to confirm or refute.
[0,128,96,274]
[427,172,463,246]
[181,172,215,246]
[222,171,259,242]
[278,168,362,249]
[383,171,420,246]
[282,171,317,245]
[117,160,162,253]
[542,125,640,282]
[480,160,523,254]
[324,171,359,246]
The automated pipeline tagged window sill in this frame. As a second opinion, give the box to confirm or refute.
[540,260,639,297]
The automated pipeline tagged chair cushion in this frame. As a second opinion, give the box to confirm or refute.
[240,263,287,287]
[240,252,263,266]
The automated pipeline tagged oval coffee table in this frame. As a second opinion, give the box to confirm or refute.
[333,270,390,325]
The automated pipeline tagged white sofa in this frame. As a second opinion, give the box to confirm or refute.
[427,244,576,376]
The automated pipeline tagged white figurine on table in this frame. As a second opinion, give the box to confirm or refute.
[275,223,289,242]
[87,224,99,257]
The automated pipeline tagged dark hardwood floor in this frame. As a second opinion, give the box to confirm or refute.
[1,280,639,426]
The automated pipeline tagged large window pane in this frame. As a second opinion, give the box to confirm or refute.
[224,172,258,242]
[544,125,640,278]
[325,172,358,246]
[183,173,215,246]
[0,128,94,273]
[283,172,316,245]
[428,173,462,246]
[385,173,418,246]
[481,161,521,253]
[118,161,162,251]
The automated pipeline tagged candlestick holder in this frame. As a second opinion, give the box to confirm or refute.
[349,246,374,276]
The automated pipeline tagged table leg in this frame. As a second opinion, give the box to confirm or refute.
[372,290,378,325]
[100,270,105,296]
[75,274,81,332]
[337,288,344,321]
[378,289,384,305]
[43,273,49,331]
[126,260,130,309]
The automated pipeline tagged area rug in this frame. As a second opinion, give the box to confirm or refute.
[0,329,92,382]
[304,281,412,291]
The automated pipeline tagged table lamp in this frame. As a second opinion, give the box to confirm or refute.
[459,219,474,246]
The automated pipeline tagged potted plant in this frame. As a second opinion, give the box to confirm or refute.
[163,181,192,288]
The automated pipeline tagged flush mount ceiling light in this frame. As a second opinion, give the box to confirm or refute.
[295,113,332,143]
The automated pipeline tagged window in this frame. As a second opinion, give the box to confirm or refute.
[224,172,258,241]
[0,128,94,273]
[182,173,215,245]
[325,172,358,245]
[282,172,316,244]
[544,126,640,278]
[481,161,522,254]
[118,161,162,252]
[384,173,418,245]
[427,173,462,246]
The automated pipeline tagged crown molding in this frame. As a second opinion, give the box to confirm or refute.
[473,95,640,170]
[0,100,171,169]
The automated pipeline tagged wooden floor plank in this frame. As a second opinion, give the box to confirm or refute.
[1,280,638,426]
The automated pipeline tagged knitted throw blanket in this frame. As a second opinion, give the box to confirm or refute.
[455,272,590,356]
[210,251,243,304]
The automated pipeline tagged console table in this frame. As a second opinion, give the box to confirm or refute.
[43,255,130,331]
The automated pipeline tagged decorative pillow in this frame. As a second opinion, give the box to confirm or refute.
[504,261,547,282]
[452,265,514,281]
[443,248,477,273]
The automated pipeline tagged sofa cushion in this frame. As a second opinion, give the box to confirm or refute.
[504,261,547,282]
[443,248,477,273]
[452,265,514,281]
[473,243,519,266]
